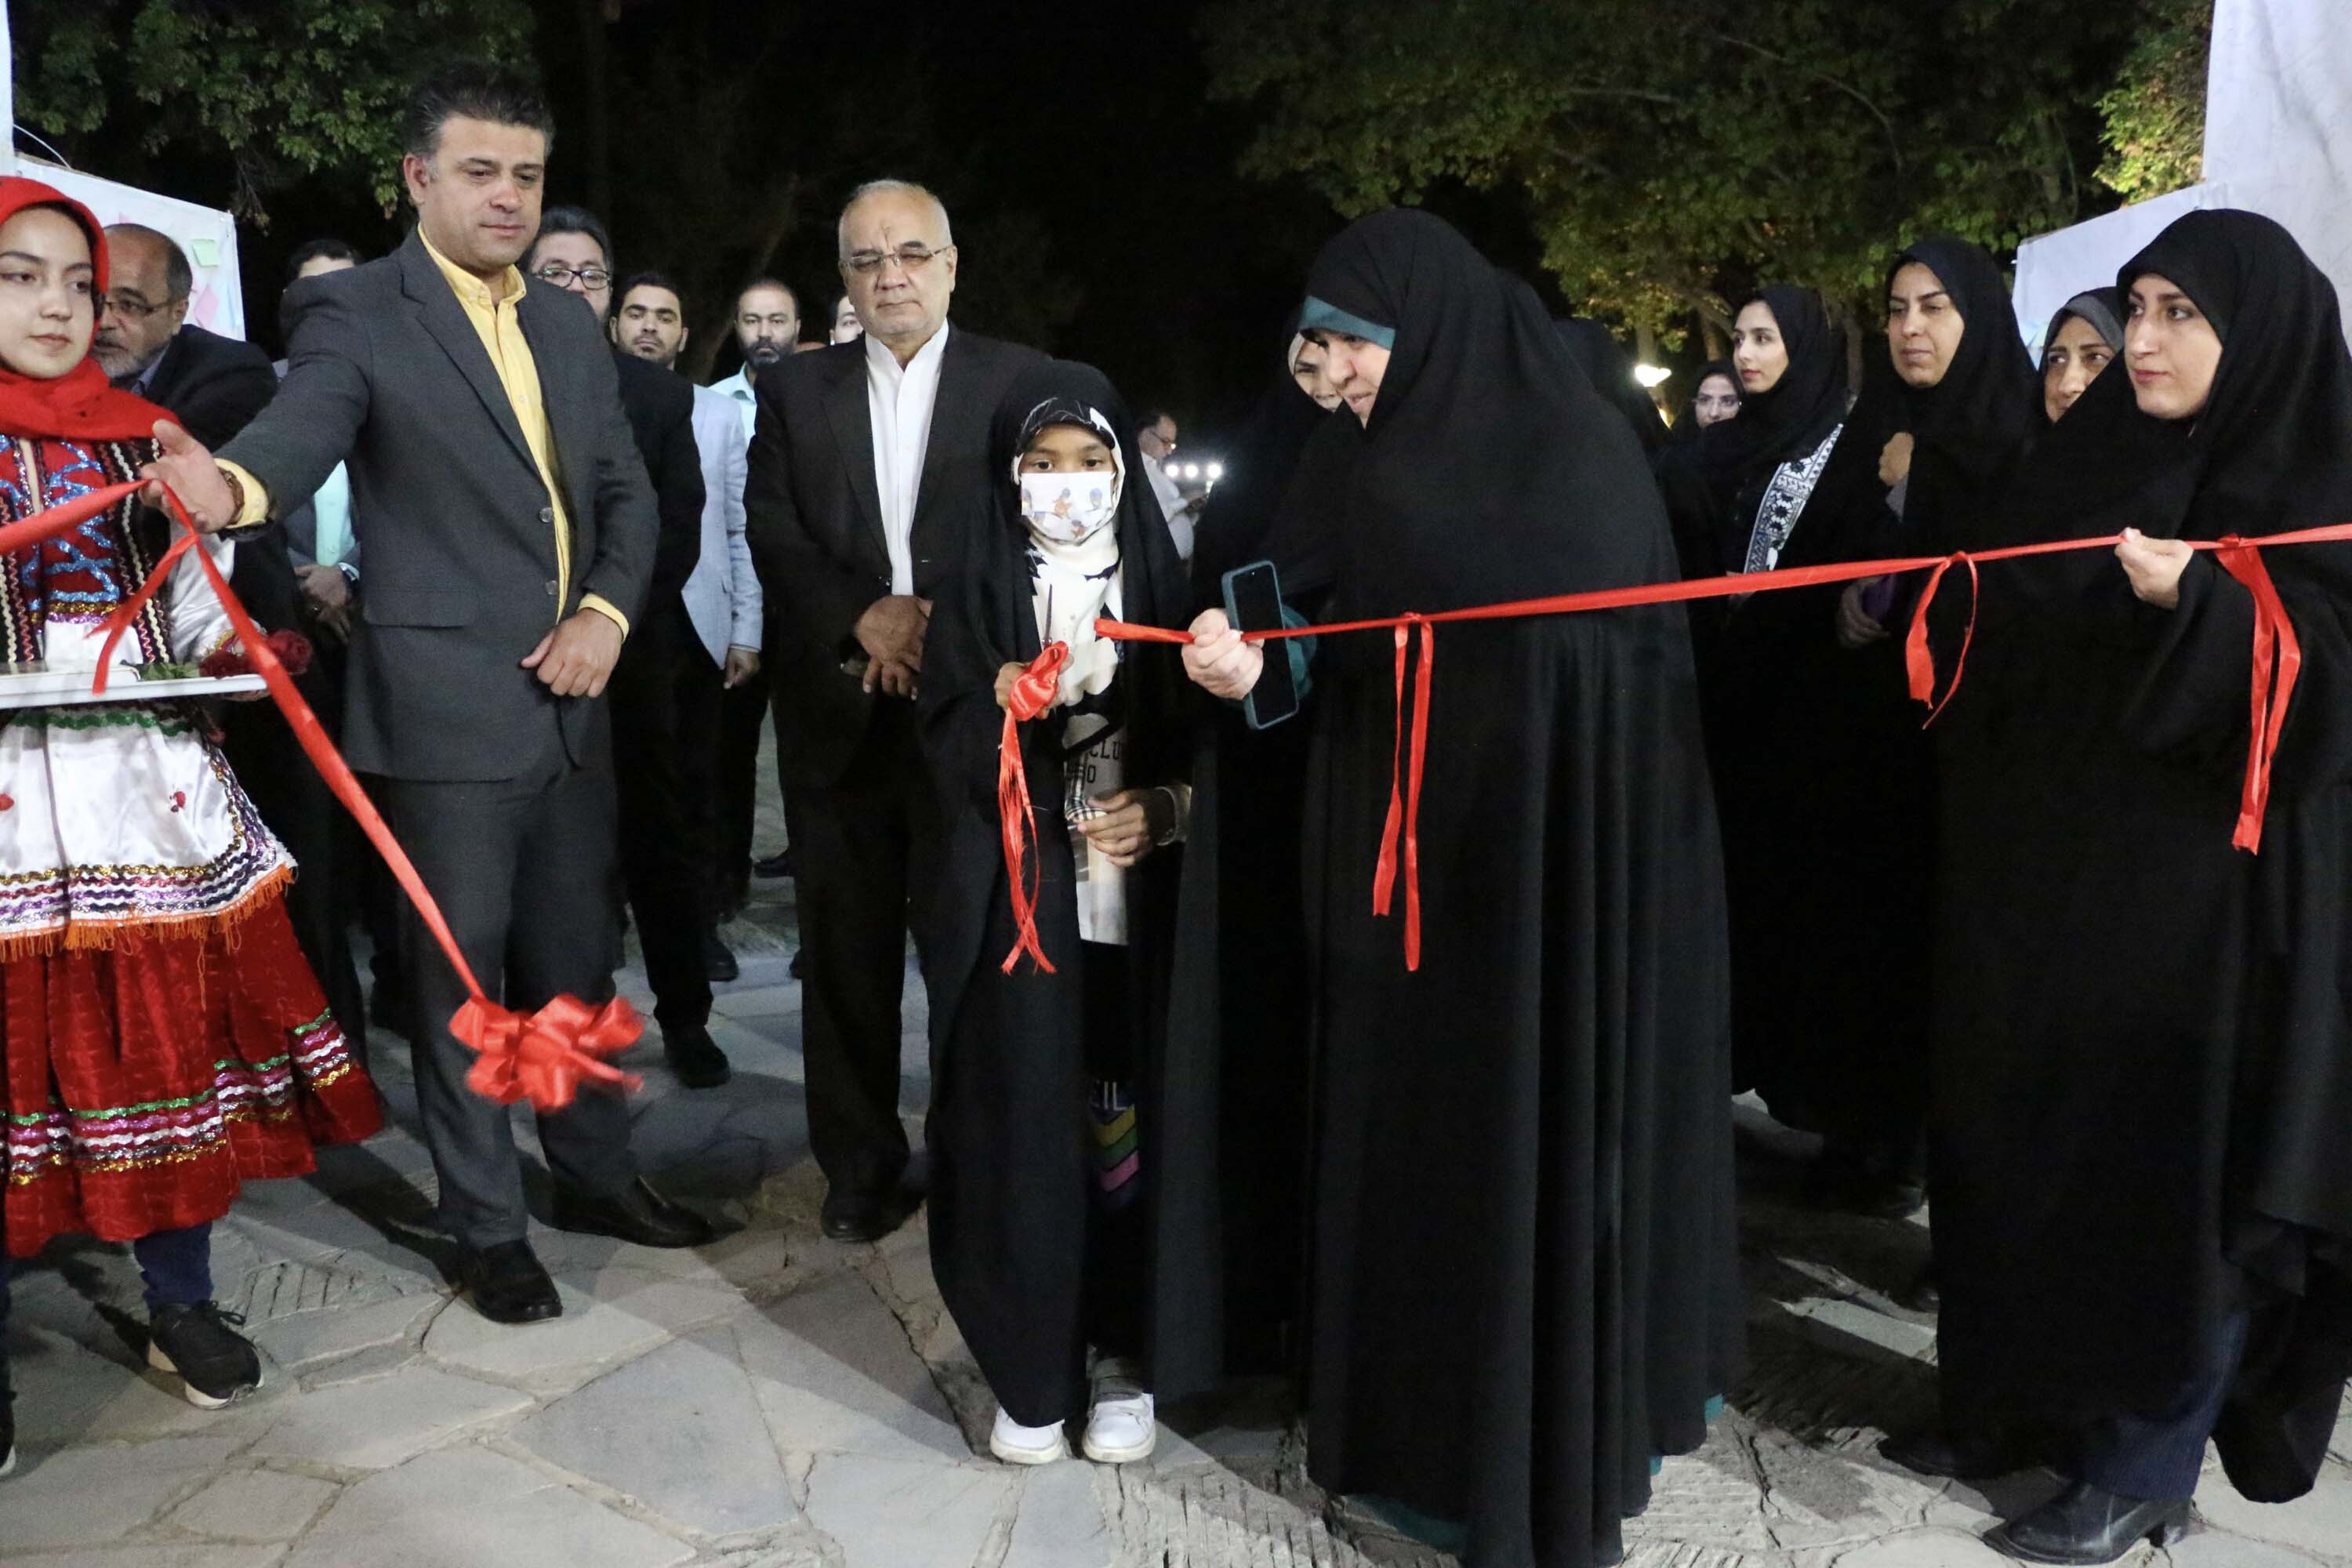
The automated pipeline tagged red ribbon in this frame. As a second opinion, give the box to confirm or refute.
[13,480,642,1111]
[997,641,1069,974]
[1101,520,2352,969]
[1368,616,1432,969]
[2212,539,2303,852]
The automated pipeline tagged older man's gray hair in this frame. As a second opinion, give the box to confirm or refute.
[837,180,954,260]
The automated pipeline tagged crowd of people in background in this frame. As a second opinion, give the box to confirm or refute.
[0,56,2347,1568]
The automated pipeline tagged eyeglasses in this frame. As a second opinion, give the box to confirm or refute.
[840,244,949,278]
[102,293,176,321]
[534,264,611,289]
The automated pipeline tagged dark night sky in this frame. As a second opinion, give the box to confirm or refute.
[213,0,1572,460]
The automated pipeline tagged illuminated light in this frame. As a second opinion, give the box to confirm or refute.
[1205,462,1225,481]
[1181,463,1201,480]
[1632,363,1673,388]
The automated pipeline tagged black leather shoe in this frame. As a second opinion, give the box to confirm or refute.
[1879,1425,2040,1480]
[552,1177,717,1249]
[464,1240,562,1325]
[664,1023,732,1089]
[1984,1481,2191,1564]
[702,932,739,984]
[753,850,794,880]
[820,1184,911,1243]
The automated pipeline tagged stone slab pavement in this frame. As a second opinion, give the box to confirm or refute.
[5,731,2349,1566]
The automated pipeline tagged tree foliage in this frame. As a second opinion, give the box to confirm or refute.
[2096,0,2211,203]
[1203,0,2156,345]
[13,0,536,221]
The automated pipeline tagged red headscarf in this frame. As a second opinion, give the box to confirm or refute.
[0,176,169,443]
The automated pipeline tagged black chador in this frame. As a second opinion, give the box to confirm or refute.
[1280,209,1741,1568]
[1925,210,2352,1512]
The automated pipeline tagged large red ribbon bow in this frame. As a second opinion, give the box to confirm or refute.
[997,641,1070,973]
[1098,520,2352,969]
[11,480,643,1112]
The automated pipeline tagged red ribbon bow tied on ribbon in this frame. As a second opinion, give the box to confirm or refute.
[456,993,644,1108]
[2212,538,2303,853]
[1370,616,1433,971]
[33,479,644,1114]
[998,641,1071,974]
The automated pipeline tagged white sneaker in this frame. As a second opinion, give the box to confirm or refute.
[988,1406,1069,1465]
[1082,1386,1156,1464]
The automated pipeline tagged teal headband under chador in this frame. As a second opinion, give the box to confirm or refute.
[1300,296,1396,349]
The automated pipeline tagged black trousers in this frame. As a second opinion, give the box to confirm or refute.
[381,735,637,1250]
[220,670,366,1069]
[609,604,719,1031]
[716,665,777,915]
[782,699,938,1199]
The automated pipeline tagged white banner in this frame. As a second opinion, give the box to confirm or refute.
[13,158,248,341]
[2012,0,2352,354]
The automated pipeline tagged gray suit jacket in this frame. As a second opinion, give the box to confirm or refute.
[221,230,658,782]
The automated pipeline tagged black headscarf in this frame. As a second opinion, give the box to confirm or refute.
[1301,209,1676,616]
[2042,287,2125,358]
[1682,285,1849,502]
[1668,360,1740,448]
[1190,321,1345,605]
[1886,236,2039,493]
[1804,236,2039,563]
[1555,317,1668,456]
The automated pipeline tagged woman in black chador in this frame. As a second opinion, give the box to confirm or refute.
[1755,239,2036,1220]
[1184,208,1740,1568]
[1886,211,2352,1566]
[919,360,1195,1468]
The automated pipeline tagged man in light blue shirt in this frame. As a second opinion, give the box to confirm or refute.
[614,272,771,973]
[702,278,804,910]
[707,278,799,448]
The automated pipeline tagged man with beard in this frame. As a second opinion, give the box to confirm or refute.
[710,280,800,911]
[615,272,764,985]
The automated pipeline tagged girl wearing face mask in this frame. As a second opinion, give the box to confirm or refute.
[0,180,380,1461]
[920,361,1194,1469]
[1887,210,2352,1566]
[2040,289,2125,424]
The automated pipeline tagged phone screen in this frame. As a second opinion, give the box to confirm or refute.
[1221,561,1301,728]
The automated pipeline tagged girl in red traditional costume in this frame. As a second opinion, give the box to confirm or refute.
[0,178,380,1465]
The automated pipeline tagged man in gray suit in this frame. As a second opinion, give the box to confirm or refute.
[143,64,714,1325]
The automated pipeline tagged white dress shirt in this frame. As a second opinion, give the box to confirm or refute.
[683,384,762,666]
[710,368,759,446]
[865,321,950,597]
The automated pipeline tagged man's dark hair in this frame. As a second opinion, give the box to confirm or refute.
[531,205,614,274]
[106,223,191,303]
[401,62,555,162]
[1137,409,1176,434]
[735,278,798,318]
[284,238,362,287]
[617,270,684,309]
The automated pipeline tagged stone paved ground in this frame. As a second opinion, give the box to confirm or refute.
[5,731,2350,1567]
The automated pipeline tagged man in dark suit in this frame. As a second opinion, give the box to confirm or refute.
[97,224,373,1066]
[746,178,1043,1241]
[145,64,714,1326]
[524,206,731,1090]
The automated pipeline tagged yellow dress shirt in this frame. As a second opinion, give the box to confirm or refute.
[221,230,627,636]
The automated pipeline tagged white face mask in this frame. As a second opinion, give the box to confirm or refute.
[1017,466,1121,546]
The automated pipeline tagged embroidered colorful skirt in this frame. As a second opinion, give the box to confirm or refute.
[2,892,380,1255]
